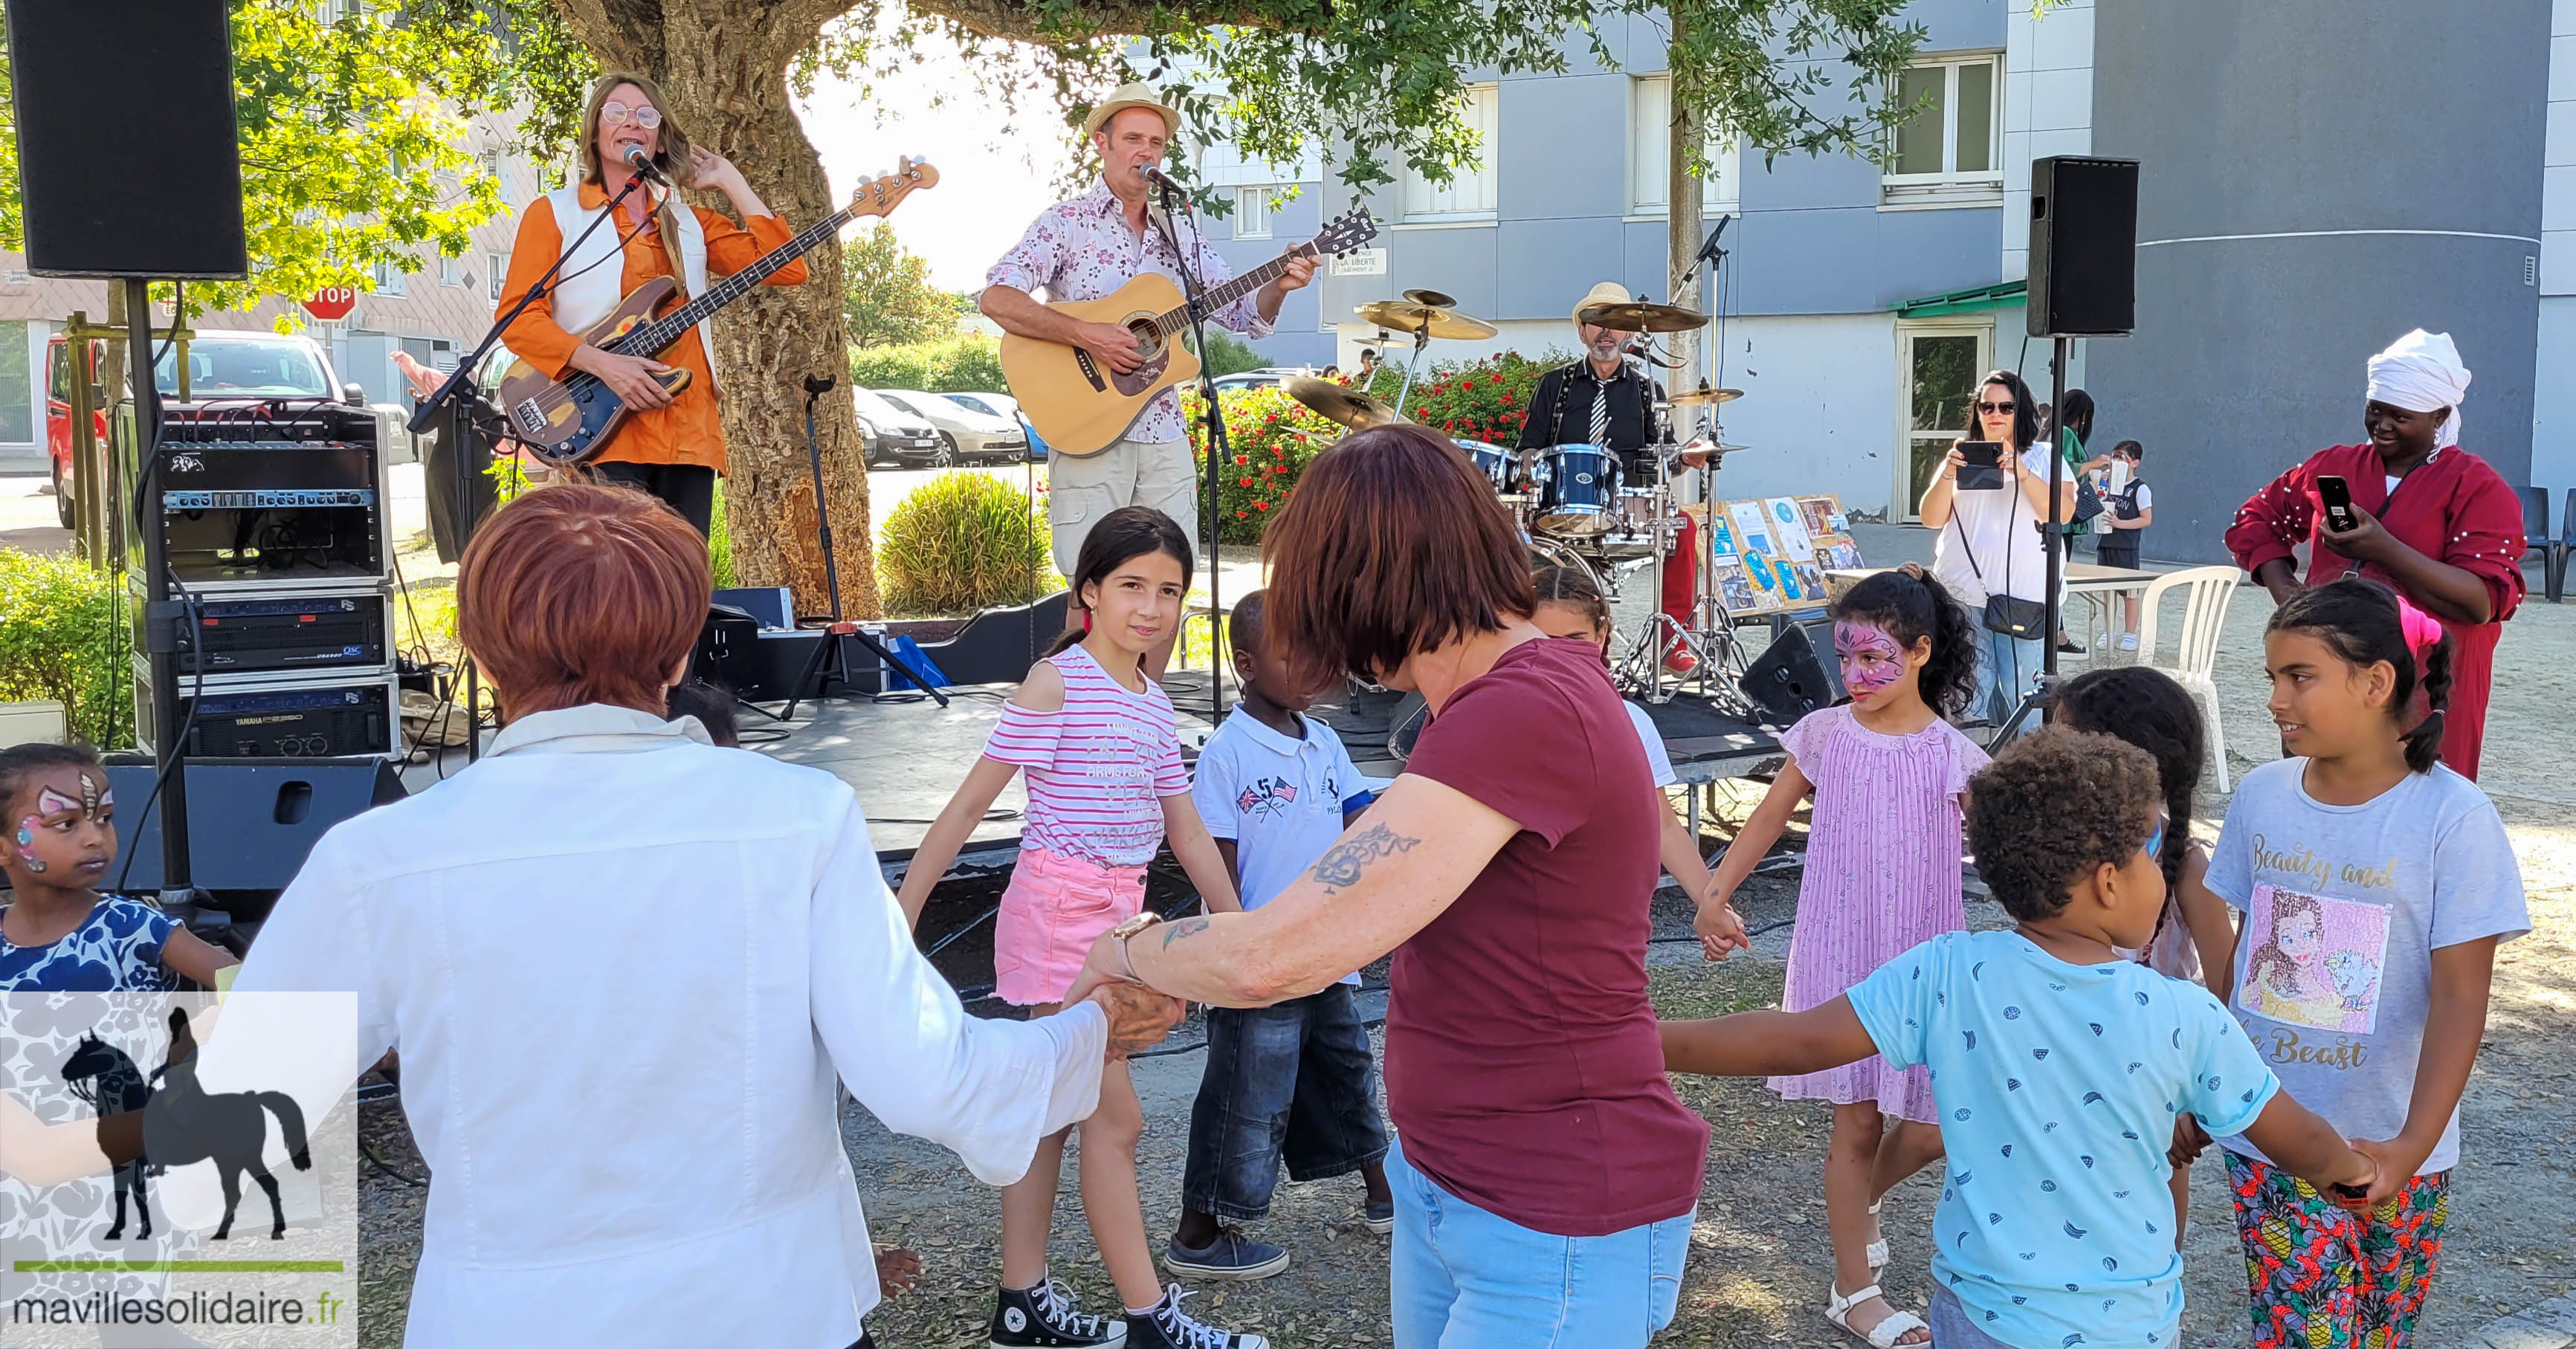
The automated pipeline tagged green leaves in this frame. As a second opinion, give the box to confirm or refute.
[844,221,971,349]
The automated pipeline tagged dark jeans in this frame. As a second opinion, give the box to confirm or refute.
[590,460,717,536]
[1182,983,1389,1221]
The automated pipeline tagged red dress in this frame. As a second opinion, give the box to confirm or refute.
[2226,443,2526,779]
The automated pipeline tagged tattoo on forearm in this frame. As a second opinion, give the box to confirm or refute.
[1159,916,1211,949]
[1309,824,1420,894]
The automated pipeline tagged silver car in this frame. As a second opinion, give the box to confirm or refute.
[876,389,1029,465]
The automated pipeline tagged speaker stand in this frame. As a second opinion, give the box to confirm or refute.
[1990,334,2078,745]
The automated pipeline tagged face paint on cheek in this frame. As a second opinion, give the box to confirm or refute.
[1835,623,1906,696]
[16,816,45,872]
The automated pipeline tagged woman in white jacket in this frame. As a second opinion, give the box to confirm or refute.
[185,483,1180,1347]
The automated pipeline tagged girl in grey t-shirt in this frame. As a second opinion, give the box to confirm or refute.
[2209,578,2526,1347]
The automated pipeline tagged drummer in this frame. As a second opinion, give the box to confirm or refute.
[1516,280,1714,674]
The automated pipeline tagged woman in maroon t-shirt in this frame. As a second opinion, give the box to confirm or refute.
[1068,424,1745,1347]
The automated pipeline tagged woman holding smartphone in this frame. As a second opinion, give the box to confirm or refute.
[2225,329,2525,779]
[1919,369,2078,725]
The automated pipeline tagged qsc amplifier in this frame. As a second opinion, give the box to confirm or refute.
[152,592,391,676]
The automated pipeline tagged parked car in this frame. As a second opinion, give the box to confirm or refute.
[47,329,350,531]
[853,386,946,468]
[876,389,1027,465]
[940,390,1021,424]
[1207,366,1314,395]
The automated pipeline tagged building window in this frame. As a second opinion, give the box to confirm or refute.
[1898,323,1991,518]
[373,258,407,297]
[438,254,459,286]
[1630,76,1740,216]
[488,253,508,301]
[1234,187,1276,240]
[1398,83,1499,222]
[1884,54,2001,207]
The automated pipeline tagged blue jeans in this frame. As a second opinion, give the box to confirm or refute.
[1387,1137,1693,1348]
[1181,985,1389,1220]
[1927,1284,2013,1347]
[1978,621,2046,728]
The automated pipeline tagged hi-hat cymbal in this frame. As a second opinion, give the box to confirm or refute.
[1667,386,1745,407]
[1402,287,1458,308]
[1576,300,1709,333]
[1355,300,1500,341]
[1286,376,1410,431]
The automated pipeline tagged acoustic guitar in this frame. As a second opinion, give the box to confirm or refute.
[1001,207,1379,457]
[500,158,938,467]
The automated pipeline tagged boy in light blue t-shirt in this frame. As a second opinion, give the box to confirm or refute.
[1661,728,2374,1349]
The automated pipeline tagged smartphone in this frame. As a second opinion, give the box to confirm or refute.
[2317,475,2360,533]
[1956,440,2006,491]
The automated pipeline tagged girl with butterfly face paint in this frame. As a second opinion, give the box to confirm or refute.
[0,743,236,993]
[1687,565,1989,1347]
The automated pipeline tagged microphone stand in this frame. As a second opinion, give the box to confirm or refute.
[404,165,655,763]
[1146,171,1231,727]
[778,372,951,718]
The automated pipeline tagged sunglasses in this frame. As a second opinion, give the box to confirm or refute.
[1977,399,2017,414]
[2140,812,2169,862]
[601,101,663,130]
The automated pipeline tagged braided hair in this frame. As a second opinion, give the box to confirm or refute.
[1826,564,1981,716]
[1530,565,1610,633]
[2268,577,2454,774]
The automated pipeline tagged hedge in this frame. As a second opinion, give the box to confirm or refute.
[849,337,1006,395]
[0,549,132,748]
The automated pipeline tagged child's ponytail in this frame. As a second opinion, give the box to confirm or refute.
[2267,576,2454,774]
[1827,563,1980,716]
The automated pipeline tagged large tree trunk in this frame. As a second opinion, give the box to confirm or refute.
[548,0,882,619]
[1664,12,1702,400]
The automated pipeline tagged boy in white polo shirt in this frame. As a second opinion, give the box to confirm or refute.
[1164,591,1392,1281]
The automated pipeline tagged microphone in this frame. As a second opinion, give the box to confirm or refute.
[622,144,668,183]
[1141,164,1178,192]
[1694,214,1731,265]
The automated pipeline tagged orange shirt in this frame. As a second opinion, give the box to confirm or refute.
[497,181,808,473]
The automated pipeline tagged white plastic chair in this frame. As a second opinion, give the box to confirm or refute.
[2134,565,2242,792]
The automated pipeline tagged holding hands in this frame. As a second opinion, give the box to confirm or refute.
[1694,885,1750,962]
[1085,977,1185,1059]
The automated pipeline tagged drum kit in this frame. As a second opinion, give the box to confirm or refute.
[1288,291,1766,710]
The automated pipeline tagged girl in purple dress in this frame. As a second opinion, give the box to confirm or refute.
[1697,566,1986,1348]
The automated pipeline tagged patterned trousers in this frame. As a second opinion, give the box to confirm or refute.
[2226,1150,2450,1349]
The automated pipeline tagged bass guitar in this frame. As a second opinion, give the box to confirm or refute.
[1001,207,1378,457]
[502,158,938,467]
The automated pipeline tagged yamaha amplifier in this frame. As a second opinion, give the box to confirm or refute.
[150,591,392,677]
[135,664,400,759]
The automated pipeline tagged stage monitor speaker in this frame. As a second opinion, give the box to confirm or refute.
[689,604,772,699]
[1740,617,1846,725]
[2,0,248,279]
[105,756,406,892]
[2026,156,2138,337]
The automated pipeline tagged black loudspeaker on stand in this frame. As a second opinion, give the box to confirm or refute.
[106,757,405,896]
[3,0,247,279]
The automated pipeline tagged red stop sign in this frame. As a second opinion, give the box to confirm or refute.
[303,286,358,322]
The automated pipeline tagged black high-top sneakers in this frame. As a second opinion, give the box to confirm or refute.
[1122,1285,1268,1349]
[988,1278,1129,1348]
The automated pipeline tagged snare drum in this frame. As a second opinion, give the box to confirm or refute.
[1535,445,1618,535]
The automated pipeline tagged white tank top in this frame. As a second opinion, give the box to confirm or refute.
[543,183,717,380]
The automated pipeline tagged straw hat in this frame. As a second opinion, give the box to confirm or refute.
[1573,280,1635,327]
[1082,83,1181,141]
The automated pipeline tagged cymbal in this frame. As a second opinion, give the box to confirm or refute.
[1402,287,1458,308]
[1666,386,1745,407]
[1355,300,1499,341]
[1286,376,1410,431]
[1576,300,1708,333]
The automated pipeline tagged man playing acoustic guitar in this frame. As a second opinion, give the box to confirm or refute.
[497,71,809,534]
[981,84,1314,665]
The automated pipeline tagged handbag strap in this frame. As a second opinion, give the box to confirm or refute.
[1947,457,2024,594]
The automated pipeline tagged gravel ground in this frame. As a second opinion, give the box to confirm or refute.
[352,578,2576,1348]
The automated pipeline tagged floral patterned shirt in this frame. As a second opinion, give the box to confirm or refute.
[0,895,177,991]
[986,181,1275,445]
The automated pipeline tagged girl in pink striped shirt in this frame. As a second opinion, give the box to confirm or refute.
[897,505,1252,1349]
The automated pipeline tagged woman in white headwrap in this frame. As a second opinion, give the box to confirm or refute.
[2226,329,2528,778]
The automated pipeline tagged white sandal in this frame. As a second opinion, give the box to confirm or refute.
[1865,1197,1888,1271]
[1824,1282,1928,1349]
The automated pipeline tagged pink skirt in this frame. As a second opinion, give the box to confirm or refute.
[992,844,1149,1006]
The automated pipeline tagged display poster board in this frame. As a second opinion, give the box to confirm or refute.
[1698,494,1860,620]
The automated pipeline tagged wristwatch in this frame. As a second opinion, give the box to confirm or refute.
[1104,912,1163,983]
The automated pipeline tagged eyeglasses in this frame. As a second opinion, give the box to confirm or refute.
[1976,399,2017,414]
[601,101,662,130]
[2140,812,2169,862]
